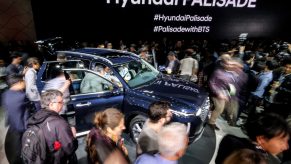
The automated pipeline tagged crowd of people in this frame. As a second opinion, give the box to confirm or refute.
[1,37,291,164]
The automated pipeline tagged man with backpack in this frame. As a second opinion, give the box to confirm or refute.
[22,89,78,164]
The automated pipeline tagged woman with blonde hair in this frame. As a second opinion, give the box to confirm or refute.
[25,57,41,112]
[86,108,129,164]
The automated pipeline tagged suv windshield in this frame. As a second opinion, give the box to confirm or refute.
[114,59,159,88]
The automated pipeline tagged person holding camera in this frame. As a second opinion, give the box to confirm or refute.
[25,57,41,112]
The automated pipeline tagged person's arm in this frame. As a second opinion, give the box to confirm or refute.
[110,75,122,87]
[101,77,113,86]
[22,66,28,75]
[59,79,71,93]
[56,120,78,155]
[192,59,198,76]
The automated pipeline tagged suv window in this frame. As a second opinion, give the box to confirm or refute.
[90,62,122,87]
[70,57,90,69]
[41,61,84,81]
[65,69,114,95]
[114,59,159,88]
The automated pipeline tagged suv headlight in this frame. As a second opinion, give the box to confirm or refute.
[170,97,210,118]
[170,109,195,117]
[196,107,202,116]
[196,97,210,121]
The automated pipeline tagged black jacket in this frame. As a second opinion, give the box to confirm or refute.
[215,135,280,164]
[265,69,291,106]
[2,89,29,132]
[274,73,291,105]
[165,59,180,75]
[27,109,78,164]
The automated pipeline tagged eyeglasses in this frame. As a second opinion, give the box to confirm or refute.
[51,101,64,104]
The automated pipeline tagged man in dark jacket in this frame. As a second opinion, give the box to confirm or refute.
[264,57,291,118]
[26,89,78,163]
[3,75,29,164]
[165,51,180,75]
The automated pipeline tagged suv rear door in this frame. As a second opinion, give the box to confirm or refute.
[37,61,124,137]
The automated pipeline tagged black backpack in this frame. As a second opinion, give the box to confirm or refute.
[21,117,56,164]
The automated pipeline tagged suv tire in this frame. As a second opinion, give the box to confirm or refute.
[129,115,147,143]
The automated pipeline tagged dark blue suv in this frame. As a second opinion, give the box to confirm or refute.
[36,47,210,143]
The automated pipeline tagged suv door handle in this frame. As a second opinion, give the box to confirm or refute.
[76,102,91,107]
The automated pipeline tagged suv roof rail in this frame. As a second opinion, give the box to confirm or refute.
[84,47,140,59]
[57,51,113,65]
[43,59,82,64]
[35,37,62,44]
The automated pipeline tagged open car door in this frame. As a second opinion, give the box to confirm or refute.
[63,69,124,137]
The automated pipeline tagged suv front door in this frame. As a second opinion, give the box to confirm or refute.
[63,69,124,137]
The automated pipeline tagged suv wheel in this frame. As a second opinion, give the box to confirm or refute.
[129,115,147,143]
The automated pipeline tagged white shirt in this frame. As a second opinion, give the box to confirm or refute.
[179,57,198,76]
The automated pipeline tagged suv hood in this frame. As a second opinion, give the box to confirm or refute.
[135,75,208,107]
